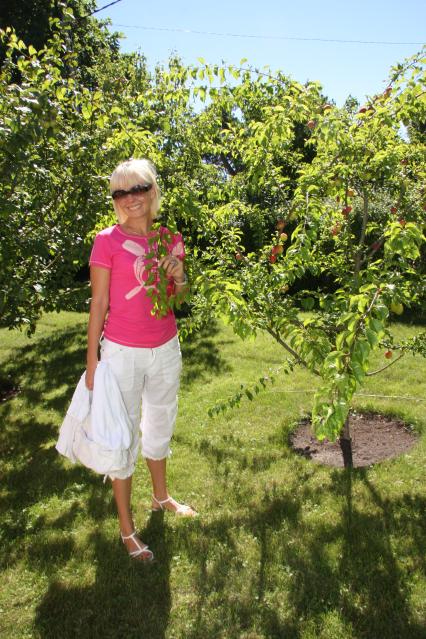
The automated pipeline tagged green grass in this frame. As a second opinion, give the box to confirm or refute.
[0,312,425,639]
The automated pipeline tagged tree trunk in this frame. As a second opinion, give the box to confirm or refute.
[339,415,353,468]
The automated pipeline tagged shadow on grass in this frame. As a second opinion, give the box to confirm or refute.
[2,319,425,638]
[179,320,233,388]
[164,461,424,639]
[0,318,228,538]
[197,429,291,478]
[34,511,171,639]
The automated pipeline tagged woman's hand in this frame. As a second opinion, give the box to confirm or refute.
[158,255,186,284]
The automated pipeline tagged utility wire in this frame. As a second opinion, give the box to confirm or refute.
[263,389,425,402]
[91,0,125,16]
[111,24,424,46]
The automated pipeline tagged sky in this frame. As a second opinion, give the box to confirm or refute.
[94,0,425,107]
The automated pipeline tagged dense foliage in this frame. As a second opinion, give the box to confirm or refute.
[0,8,424,441]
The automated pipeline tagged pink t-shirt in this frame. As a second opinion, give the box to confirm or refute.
[89,225,185,348]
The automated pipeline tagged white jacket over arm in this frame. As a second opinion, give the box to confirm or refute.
[56,361,133,475]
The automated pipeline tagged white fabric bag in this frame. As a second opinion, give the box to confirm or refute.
[56,362,133,475]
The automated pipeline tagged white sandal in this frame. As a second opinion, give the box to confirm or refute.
[121,531,154,562]
[152,495,197,517]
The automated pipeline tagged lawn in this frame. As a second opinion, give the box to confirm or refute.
[0,312,425,639]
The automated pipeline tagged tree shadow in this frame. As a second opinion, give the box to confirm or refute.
[179,319,232,388]
[197,431,290,477]
[34,511,171,639]
[167,464,426,639]
[272,466,426,639]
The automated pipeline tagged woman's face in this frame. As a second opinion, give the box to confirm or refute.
[113,182,155,223]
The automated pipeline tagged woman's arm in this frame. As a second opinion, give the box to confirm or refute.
[86,266,110,390]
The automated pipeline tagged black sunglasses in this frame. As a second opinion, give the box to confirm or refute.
[111,183,153,200]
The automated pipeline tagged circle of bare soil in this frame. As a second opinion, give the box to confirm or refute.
[290,412,419,468]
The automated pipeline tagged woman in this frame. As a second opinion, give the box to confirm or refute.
[86,158,196,563]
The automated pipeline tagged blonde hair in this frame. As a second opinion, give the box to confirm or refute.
[109,158,161,221]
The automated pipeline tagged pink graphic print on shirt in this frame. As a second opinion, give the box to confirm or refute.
[123,238,184,300]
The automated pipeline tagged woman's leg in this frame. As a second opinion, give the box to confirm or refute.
[142,338,196,515]
[146,457,196,515]
[145,458,168,501]
[112,476,153,559]
[112,476,134,535]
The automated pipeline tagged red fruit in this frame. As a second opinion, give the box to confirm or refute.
[307,120,316,130]
[385,350,393,359]
[235,252,243,261]
[400,159,408,166]
[331,224,341,236]
[358,106,367,114]
[390,206,398,214]
[269,254,277,264]
[399,218,406,228]
[276,219,286,231]
[271,245,283,255]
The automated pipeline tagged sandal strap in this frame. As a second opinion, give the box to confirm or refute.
[152,495,172,507]
[121,531,153,560]
[152,495,196,516]
[121,530,138,541]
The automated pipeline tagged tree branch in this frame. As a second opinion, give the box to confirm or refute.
[366,351,405,376]
[265,326,321,375]
[354,189,369,287]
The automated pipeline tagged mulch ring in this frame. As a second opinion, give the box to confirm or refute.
[290,411,419,468]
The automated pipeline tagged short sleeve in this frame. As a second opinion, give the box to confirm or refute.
[89,233,112,269]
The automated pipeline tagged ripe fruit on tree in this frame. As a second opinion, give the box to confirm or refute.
[390,302,404,315]
[269,254,277,264]
[385,350,393,359]
[280,232,288,241]
[272,245,283,255]
[235,252,243,261]
[346,189,355,198]
[307,120,316,130]
[276,219,286,231]
[390,206,398,214]
[399,218,406,228]
[358,106,367,114]
[323,104,332,112]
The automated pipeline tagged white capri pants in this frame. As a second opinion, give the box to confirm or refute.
[100,334,182,480]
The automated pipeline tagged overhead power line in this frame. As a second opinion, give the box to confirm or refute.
[92,0,125,16]
[111,23,424,46]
